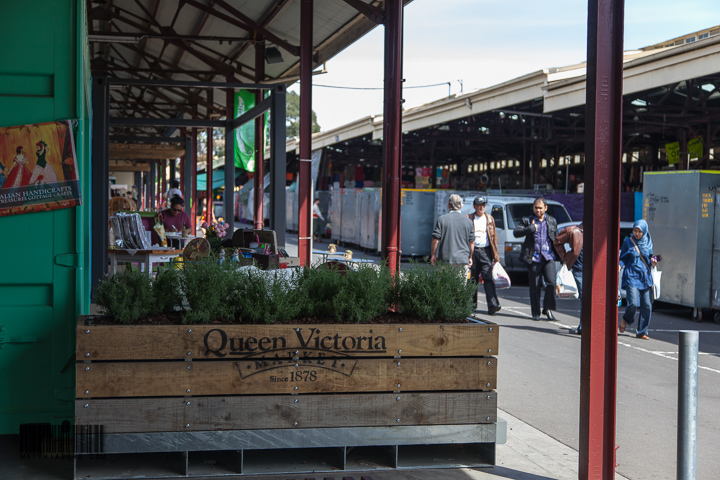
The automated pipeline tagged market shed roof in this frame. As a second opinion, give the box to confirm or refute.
[88,0,410,136]
[287,29,720,158]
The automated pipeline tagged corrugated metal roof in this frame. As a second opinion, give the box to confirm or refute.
[90,0,411,136]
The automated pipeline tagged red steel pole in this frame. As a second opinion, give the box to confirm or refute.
[381,0,404,275]
[206,89,214,224]
[298,0,313,266]
[179,131,185,201]
[254,36,266,231]
[191,127,198,229]
[161,159,167,207]
[580,1,624,478]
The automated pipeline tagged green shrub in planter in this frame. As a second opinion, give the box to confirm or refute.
[93,267,156,324]
[332,262,393,323]
[234,268,303,324]
[152,265,184,313]
[94,258,477,325]
[293,263,342,318]
[181,258,240,324]
[396,261,475,321]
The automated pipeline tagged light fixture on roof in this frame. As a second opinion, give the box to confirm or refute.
[265,46,284,65]
[89,34,141,44]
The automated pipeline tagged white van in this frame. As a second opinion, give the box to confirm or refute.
[460,195,573,272]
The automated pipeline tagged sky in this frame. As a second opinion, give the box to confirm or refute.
[289,0,720,132]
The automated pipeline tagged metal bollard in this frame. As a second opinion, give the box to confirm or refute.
[677,330,699,480]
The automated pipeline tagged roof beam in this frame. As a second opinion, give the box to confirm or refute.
[341,0,385,24]
[110,143,186,160]
[214,0,300,57]
[109,161,152,171]
[110,135,186,144]
[109,117,226,128]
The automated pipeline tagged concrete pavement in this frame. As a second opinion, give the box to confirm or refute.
[1,232,632,479]
[1,409,629,480]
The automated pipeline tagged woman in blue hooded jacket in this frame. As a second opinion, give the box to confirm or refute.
[618,219,658,339]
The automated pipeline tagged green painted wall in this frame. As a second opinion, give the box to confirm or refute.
[0,0,91,434]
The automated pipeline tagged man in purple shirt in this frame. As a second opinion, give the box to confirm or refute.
[513,198,559,321]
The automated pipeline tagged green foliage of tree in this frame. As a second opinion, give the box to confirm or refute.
[286,90,321,138]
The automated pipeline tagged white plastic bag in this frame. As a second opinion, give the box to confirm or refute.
[556,264,579,299]
[651,266,662,301]
[491,262,511,289]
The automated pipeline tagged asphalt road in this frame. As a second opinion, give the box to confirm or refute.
[285,236,719,478]
[480,282,720,480]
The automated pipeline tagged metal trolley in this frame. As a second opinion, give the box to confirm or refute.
[643,170,720,323]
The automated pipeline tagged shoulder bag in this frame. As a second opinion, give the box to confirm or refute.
[630,237,661,301]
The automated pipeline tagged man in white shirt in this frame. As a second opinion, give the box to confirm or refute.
[165,180,183,205]
[312,198,325,242]
[467,196,501,315]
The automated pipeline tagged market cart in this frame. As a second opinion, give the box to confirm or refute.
[643,171,720,323]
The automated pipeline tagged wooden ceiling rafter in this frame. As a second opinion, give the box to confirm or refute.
[110,43,208,83]
[224,0,293,76]
[341,0,385,24]
[130,0,162,71]
[101,14,243,82]
[211,0,300,57]
[171,0,215,70]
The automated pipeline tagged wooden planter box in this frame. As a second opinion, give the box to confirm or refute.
[74,316,500,478]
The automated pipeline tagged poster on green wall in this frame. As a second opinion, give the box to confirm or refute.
[234,89,268,172]
[0,120,81,217]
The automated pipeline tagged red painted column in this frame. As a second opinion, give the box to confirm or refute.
[179,131,185,201]
[298,0,313,266]
[381,0,404,275]
[580,1,624,478]
[206,89,214,224]
[161,159,167,207]
[191,127,198,229]
[254,36,266,231]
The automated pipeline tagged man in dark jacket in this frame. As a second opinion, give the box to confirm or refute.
[554,223,583,333]
[468,196,501,315]
[513,198,559,321]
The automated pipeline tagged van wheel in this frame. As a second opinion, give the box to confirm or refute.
[714,311,720,325]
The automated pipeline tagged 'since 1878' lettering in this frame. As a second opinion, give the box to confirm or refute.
[269,371,317,382]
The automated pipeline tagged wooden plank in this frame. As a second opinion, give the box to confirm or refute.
[75,392,497,433]
[77,357,497,398]
[108,161,151,172]
[110,143,185,160]
[76,317,499,361]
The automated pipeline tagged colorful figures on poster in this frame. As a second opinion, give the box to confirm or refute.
[3,146,33,189]
[28,140,59,185]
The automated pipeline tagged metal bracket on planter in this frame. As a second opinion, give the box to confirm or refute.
[0,326,38,350]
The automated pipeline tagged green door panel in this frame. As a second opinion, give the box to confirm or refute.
[0,214,55,284]
[0,0,89,434]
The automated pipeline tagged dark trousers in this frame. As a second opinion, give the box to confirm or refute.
[471,246,499,310]
[313,217,323,239]
[528,258,557,318]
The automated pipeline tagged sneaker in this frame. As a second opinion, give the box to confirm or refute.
[488,305,502,315]
[636,333,650,340]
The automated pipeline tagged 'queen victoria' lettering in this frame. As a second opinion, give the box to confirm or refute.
[204,327,387,357]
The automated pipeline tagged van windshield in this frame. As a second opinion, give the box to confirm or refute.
[507,203,572,229]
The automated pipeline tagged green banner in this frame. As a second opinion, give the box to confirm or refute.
[688,136,703,159]
[234,90,268,172]
[665,141,679,165]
